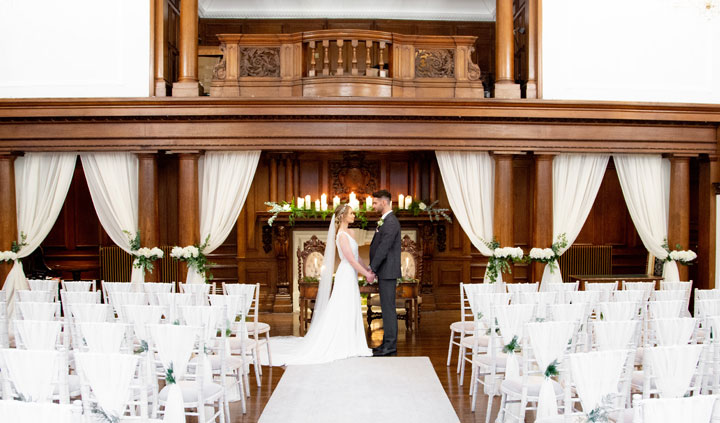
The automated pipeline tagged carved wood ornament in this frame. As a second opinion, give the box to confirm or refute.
[329,152,380,198]
[415,49,455,78]
[239,47,281,77]
[297,235,326,281]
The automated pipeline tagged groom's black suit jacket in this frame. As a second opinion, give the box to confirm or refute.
[369,211,402,280]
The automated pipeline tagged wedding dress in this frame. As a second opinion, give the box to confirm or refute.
[263,217,372,366]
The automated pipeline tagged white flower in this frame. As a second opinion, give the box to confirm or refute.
[418,202,427,211]
[512,247,524,260]
[135,247,150,258]
[493,248,506,258]
[170,246,184,259]
[6,251,17,261]
[670,250,696,263]
[282,204,291,212]
[150,247,164,258]
[182,246,199,259]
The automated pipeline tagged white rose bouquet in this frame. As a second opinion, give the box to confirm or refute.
[170,234,213,280]
[0,232,27,263]
[124,230,164,273]
[0,250,18,263]
[484,239,524,283]
[527,233,568,273]
[662,238,697,266]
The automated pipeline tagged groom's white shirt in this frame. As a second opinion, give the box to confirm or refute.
[381,210,393,220]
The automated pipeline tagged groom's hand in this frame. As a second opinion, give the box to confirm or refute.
[368,272,377,284]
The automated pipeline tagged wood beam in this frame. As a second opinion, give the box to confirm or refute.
[698,156,718,290]
[495,0,521,99]
[173,0,200,96]
[668,155,691,281]
[177,152,200,282]
[493,153,515,280]
[138,153,160,282]
[532,153,553,283]
[0,154,17,288]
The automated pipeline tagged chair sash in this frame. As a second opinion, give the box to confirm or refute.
[60,291,101,305]
[70,304,112,323]
[110,292,148,311]
[697,299,720,318]
[649,301,684,319]
[462,284,496,317]
[651,318,696,346]
[695,289,720,301]
[612,290,646,303]
[14,320,61,350]
[180,283,211,306]
[544,282,579,303]
[143,283,174,304]
[514,292,556,319]
[179,305,223,342]
[16,290,53,303]
[506,282,539,294]
[77,322,127,353]
[0,400,77,423]
[584,282,617,302]
[527,321,576,420]
[598,301,639,321]
[548,303,587,323]
[119,304,165,343]
[61,281,93,292]
[653,290,686,302]
[494,304,536,379]
[16,302,58,321]
[27,280,59,299]
[566,290,600,306]
[155,293,195,322]
[222,283,256,315]
[641,396,715,423]
[0,349,61,402]
[209,294,247,338]
[569,350,628,413]
[75,352,139,420]
[594,320,639,351]
[645,344,703,398]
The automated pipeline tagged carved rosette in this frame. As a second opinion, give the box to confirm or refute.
[213,46,227,80]
[329,152,379,198]
[415,49,455,78]
[239,47,281,77]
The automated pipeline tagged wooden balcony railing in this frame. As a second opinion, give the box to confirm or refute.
[210,30,484,99]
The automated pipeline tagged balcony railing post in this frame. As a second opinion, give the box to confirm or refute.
[322,40,330,76]
[365,40,373,76]
[336,39,344,76]
[379,41,387,77]
[351,40,358,76]
[308,41,317,77]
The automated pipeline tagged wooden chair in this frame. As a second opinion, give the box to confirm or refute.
[297,235,326,333]
[367,235,422,331]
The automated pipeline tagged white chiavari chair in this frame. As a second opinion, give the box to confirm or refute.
[60,290,101,322]
[148,324,226,423]
[585,281,618,302]
[0,400,81,423]
[13,319,65,351]
[632,344,705,399]
[612,289,647,303]
[109,292,149,319]
[143,282,175,305]
[661,281,693,317]
[15,301,60,321]
[702,316,720,394]
[27,279,60,302]
[448,282,495,370]
[155,292,195,323]
[0,348,71,404]
[0,300,8,348]
[591,320,641,352]
[640,395,716,423]
[648,317,698,346]
[179,283,211,305]
[597,301,642,322]
[649,300,685,320]
[506,282,539,295]
[547,303,592,350]
[544,282,579,304]
[512,291,556,320]
[461,292,511,386]
[68,303,113,324]
[74,322,131,354]
[652,289,686,302]
[101,281,133,304]
[60,280,95,292]
[224,283,270,368]
[495,320,577,423]
[16,290,53,303]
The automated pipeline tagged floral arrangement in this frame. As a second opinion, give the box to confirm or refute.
[170,234,213,281]
[124,230,163,273]
[0,232,27,263]
[404,200,453,223]
[527,233,568,273]
[662,239,697,265]
[265,200,368,229]
[485,238,524,283]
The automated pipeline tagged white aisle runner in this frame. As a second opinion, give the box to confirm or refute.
[259,357,460,423]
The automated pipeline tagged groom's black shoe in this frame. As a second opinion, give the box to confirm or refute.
[372,344,386,354]
[373,347,397,357]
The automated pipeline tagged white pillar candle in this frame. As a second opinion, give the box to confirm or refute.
[305,195,311,209]
[321,193,327,207]
[297,197,304,209]
[315,199,320,210]
[321,202,328,211]
[405,195,412,209]
[349,192,357,204]
[366,196,373,210]
[333,195,341,209]
[398,194,404,209]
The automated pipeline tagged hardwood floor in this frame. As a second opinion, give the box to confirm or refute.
[230,310,500,423]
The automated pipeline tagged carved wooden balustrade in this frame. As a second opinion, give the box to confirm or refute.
[210,30,484,98]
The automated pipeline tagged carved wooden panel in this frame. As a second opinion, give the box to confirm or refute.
[415,49,455,78]
[329,152,379,198]
[297,235,326,280]
[239,47,281,77]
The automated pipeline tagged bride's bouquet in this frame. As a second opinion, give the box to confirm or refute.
[124,230,164,273]
[170,234,213,280]
[485,238,524,283]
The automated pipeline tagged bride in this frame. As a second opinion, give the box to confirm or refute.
[264,203,374,366]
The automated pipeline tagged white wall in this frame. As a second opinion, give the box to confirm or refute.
[542,0,720,104]
[0,0,151,98]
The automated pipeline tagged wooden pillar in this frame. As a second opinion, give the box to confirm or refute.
[413,159,421,199]
[495,0,521,99]
[154,0,168,96]
[698,157,719,290]
[668,155,691,281]
[172,0,200,96]
[269,157,278,202]
[285,156,294,201]
[177,153,200,282]
[532,154,554,283]
[526,0,539,98]
[236,207,247,284]
[494,153,515,279]
[430,160,438,202]
[138,153,160,282]
[0,154,17,288]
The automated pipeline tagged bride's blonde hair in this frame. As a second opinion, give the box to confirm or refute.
[334,203,351,232]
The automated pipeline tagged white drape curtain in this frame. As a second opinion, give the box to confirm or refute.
[81,153,144,285]
[541,154,609,286]
[188,151,260,284]
[436,151,499,282]
[2,153,76,315]
[614,154,679,281]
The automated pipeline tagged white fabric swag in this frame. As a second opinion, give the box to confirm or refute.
[187,151,261,284]
[2,153,76,316]
[614,154,679,281]
[494,304,535,380]
[642,396,715,423]
[542,154,609,287]
[594,320,639,350]
[0,348,61,402]
[81,153,145,285]
[436,151,500,283]
[14,320,62,350]
[75,352,139,420]
[569,350,627,413]
[527,321,575,420]
[646,345,703,398]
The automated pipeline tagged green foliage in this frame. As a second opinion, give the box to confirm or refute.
[91,405,119,423]
[502,335,520,354]
[485,238,505,284]
[10,232,27,254]
[133,339,149,354]
[166,363,176,385]
[302,276,319,283]
[544,359,559,378]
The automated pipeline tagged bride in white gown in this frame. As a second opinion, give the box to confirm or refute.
[265,204,374,366]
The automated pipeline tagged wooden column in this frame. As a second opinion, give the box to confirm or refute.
[526,0,539,98]
[493,153,515,280]
[495,0,521,99]
[413,159,421,199]
[698,157,719,290]
[668,155,691,282]
[532,154,554,283]
[172,0,200,97]
[177,153,200,282]
[236,207,247,284]
[0,154,17,288]
[430,159,438,202]
[269,157,278,202]
[285,156,294,201]
[138,153,160,282]
[154,0,168,96]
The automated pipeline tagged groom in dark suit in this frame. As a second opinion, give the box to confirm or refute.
[369,189,402,357]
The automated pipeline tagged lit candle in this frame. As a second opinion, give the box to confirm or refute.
[321,202,328,211]
[333,195,341,209]
[315,199,320,210]
[366,196,373,210]
[398,194,404,210]
[305,195,311,210]
[349,192,357,204]
[297,197,304,209]
[405,195,412,209]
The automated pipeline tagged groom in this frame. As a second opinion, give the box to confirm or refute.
[368,189,402,357]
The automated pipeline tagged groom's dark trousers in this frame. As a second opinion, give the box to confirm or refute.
[370,211,402,352]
